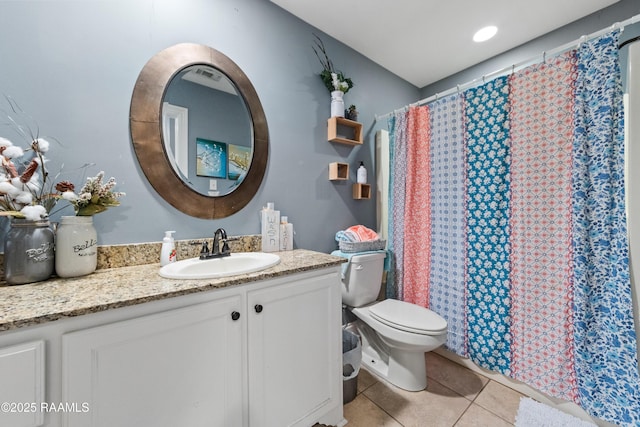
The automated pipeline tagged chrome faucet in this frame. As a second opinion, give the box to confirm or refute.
[199,228,232,260]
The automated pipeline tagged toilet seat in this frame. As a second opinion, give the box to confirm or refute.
[369,299,447,336]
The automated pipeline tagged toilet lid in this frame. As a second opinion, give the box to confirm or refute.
[369,299,447,335]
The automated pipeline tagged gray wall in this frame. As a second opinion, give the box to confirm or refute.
[0,0,419,254]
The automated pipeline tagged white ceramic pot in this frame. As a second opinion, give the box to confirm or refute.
[331,90,345,117]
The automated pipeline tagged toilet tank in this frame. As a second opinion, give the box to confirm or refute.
[341,252,386,307]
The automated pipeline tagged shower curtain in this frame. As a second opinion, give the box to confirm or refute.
[385,30,640,426]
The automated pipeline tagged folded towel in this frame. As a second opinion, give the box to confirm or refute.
[346,225,379,242]
[335,230,359,243]
[335,225,380,243]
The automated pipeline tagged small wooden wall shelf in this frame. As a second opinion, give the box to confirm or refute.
[327,117,363,145]
[329,162,349,181]
[329,162,349,180]
[352,183,371,199]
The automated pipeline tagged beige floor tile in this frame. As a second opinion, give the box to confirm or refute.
[364,375,472,427]
[357,367,379,394]
[343,394,403,427]
[454,402,514,427]
[426,353,490,400]
[473,381,524,424]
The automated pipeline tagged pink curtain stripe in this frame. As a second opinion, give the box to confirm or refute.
[508,52,578,401]
[402,106,432,307]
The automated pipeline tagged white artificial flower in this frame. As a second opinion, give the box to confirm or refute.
[0,181,20,196]
[20,205,46,221]
[331,72,340,91]
[11,175,41,192]
[61,191,78,201]
[0,137,12,148]
[2,145,24,159]
[33,138,50,153]
[14,191,32,205]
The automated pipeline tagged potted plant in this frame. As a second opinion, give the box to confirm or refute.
[346,105,358,121]
[312,34,354,117]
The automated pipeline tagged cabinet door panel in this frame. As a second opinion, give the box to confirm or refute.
[248,273,341,427]
[0,340,45,427]
[63,296,243,427]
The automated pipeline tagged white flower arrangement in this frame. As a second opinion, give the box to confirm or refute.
[331,72,351,93]
[57,171,124,216]
[0,96,124,220]
[312,34,354,94]
[0,134,58,220]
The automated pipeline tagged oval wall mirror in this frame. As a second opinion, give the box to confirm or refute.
[129,43,268,219]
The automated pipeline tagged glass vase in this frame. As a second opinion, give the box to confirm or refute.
[3,218,55,285]
[331,90,345,118]
[55,216,98,278]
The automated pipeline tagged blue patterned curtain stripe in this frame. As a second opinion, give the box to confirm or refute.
[463,76,512,374]
[386,114,397,299]
[428,94,468,356]
[572,31,640,425]
[389,112,408,301]
[383,30,640,425]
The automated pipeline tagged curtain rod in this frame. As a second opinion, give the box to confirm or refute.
[375,12,640,122]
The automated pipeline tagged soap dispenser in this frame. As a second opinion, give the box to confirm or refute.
[357,161,367,184]
[161,231,177,266]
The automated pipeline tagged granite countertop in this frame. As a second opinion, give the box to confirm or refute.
[0,249,345,332]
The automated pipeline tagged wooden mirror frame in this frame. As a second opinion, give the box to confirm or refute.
[129,43,268,219]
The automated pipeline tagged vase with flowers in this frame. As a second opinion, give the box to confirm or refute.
[0,96,124,283]
[54,171,124,278]
[0,99,61,284]
[312,34,354,117]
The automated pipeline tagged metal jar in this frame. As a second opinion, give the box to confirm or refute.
[3,218,55,285]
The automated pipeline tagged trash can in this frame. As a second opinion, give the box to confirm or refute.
[342,329,361,404]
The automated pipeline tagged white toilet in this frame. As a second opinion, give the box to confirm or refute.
[341,252,447,391]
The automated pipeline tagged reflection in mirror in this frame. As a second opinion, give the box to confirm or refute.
[162,65,253,197]
[162,103,189,179]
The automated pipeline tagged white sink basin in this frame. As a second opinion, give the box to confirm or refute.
[159,252,280,279]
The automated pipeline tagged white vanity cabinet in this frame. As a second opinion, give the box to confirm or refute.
[59,267,343,427]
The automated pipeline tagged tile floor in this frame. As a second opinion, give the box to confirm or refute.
[343,352,525,427]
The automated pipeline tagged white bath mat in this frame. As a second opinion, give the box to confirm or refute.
[515,397,596,427]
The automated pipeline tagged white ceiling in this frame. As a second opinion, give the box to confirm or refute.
[270,0,619,88]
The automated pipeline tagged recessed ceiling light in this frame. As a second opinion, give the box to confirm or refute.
[473,26,498,43]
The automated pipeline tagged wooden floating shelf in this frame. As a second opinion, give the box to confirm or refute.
[352,183,371,200]
[327,117,363,145]
[329,162,349,180]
